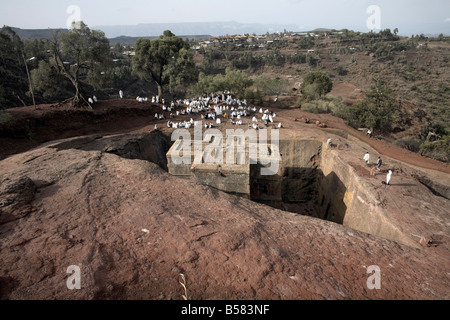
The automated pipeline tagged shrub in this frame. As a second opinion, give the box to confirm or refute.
[420,136,450,163]
[190,68,252,97]
[334,80,403,132]
[336,65,348,76]
[239,89,263,105]
[0,110,14,125]
[300,96,346,114]
[394,136,422,152]
[300,72,333,100]
[301,101,327,113]
[254,76,289,98]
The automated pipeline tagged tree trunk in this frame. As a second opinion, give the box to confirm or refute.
[71,81,91,109]
[52,46,90,110]
[72,83,81,108]
[21,51,36,109]
[157,83,163,100]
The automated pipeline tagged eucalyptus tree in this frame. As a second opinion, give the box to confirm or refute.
[33,21,112,108]
[132,30,197,99]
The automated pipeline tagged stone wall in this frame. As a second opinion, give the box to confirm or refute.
[319,146,417,247]
[166,136,422,247]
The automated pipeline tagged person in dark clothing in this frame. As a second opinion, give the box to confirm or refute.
[377,156,382,171]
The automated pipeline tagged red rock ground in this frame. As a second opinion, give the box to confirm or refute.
[0,99,449,300]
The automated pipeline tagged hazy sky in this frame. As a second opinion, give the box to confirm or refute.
[1,0,449,35]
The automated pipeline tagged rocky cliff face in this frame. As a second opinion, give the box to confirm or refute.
[0,133,449,300]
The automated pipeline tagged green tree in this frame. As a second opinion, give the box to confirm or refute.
[31,60,65,99]
[190,68,252,97]
[340,79,403,132]
[298,36,315,49]
[222,68,253,96]
[254,76,289,98]
[132,30,195,98]
[165,47,198,93]
[300,72,333,100]
[264,48,286,66]
[23,38,49,62]
[112,43,124,58]
[36,22,112,108]
[190,72,215,95]
[0,26,34,109]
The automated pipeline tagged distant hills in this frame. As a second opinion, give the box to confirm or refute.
[9,21,325,46]
[7,21,448,44]
[94,21,302,38]
[9,27,210,46]
[107,35,211,46]
[9,21,303,46]
[10,27,68,40]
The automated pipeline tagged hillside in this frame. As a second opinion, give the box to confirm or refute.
[196,32,449,118]
[193,31,450,161]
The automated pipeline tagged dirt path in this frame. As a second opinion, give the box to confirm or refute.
[276,107,450,174]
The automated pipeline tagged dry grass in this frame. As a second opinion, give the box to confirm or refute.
[179,273,189,300]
